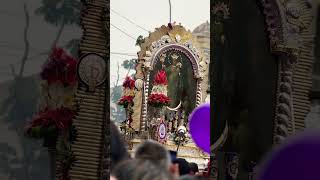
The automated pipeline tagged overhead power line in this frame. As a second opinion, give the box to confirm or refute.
[169,0,172,24]
[110,8,149,33]
[111,23,137,40]
[110,52,137,57]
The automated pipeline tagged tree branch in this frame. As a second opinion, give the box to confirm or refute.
[115,62,120,87]
[18,3,30,78]
[10,64,17,78]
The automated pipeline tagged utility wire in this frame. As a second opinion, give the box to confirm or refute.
[110,8,149,33]
[111,23,137,40]
[169,0,172,24]
[110,52,137,57]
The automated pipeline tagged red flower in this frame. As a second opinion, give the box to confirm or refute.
[41,47,77,87]
[148,93,170,107]
[153,70,168,85]
[26,107,75,136]
[122,76,135,89]
[118,95,134,108]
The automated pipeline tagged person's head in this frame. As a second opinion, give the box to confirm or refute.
[189,162,199,175]
[111,121,129,169]
[134,140,171,169]
[173,158,191,176]
[111,159,174,180]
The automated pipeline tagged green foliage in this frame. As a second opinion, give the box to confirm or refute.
[135,35,145,46]
[122,59,136,70]
[1,77,39,130]
[111,86,122,103]
[0,77,50,180]
[110,86,125,122]
[35,0,81,26]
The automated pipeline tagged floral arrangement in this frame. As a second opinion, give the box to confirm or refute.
[122,76,135,89]
[40,47,77,87]
[118,76,135,108]
[148,70,170,107]
[25,107,75,138]
[118,76,136,131]
[118,95,134,108]
[153,70,168,85]
[25,47,78,180]
[26,47,77,140]
[148,93,170,107]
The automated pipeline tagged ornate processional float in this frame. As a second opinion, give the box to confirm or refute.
[117,23,210,170]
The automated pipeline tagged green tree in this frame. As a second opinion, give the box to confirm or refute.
[135,35,145,46]
[0,4,47,179]
[0,77,45,180]
[110,86,126,122]
[122,59,136,76]
[35,0,81,57]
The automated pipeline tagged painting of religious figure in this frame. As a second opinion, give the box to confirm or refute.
[148,49,197,122]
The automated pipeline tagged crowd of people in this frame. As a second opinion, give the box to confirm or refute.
[110,122,210,180]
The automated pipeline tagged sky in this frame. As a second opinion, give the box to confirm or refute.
[110,0,210,87]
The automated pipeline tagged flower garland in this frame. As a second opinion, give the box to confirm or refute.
[118,76,135,109]
[148,70,170,108]
[122,76,135,89]
[25,47,78,180]
[118,76,136,130]
[26,47,77,139]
